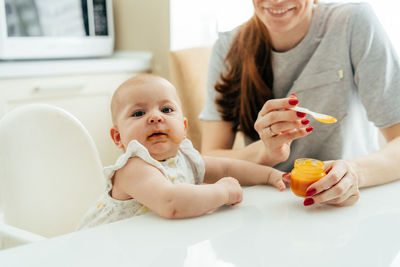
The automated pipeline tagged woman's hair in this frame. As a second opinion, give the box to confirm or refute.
[215,15,274,140]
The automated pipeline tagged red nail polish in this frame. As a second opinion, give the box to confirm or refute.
[301,119,310,125]
[289,99,299,105]
[290,93,297,98]
[306,126,314,132]
[306,188,316,196]
[282,172,290,178]
[296,112,306,118]
[304,198,314,206]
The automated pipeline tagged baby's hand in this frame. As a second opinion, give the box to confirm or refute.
[267,169,287,191]
[216,177,243,205]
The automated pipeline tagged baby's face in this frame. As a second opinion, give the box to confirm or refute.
[113,79,187,160]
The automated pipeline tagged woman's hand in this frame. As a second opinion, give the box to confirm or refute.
[254,94,313,166]
[302,160,360,207]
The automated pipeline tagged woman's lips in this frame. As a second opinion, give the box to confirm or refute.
[265,6,296,16]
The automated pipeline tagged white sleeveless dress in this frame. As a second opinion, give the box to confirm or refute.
[77,138,205,230]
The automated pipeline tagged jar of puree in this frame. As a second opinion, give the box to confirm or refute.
[290,158,326,197]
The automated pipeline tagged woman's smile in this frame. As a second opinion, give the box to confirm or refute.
[265,6,296,17]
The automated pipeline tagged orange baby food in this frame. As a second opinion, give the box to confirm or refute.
[290,158,326,197]
[315,115,337,124]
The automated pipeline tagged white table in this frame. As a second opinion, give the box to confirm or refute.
[1,182,400,267]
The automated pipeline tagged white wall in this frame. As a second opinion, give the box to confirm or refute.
[170,0,253,50]
[113,0,171,78]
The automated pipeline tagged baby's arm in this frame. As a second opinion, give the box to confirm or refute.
[112,157,242,219]
[203,156,286,191]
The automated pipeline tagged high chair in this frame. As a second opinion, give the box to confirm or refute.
[0,104,104,249]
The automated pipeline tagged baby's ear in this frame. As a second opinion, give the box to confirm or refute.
[110,126,123,148]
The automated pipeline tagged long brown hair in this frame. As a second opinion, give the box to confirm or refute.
[215,15,274,140]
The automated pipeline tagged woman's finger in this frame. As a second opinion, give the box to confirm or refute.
[255,112,308,142]
[258,97,299,117]
[258,128,312,158]
[272,127,313,143]
[274,119,310,133]
[303,160,360,207]
[305,162,347,195]
[255,109,300,131]
[263,119,310,137]
[323,185,360,207]
[336,194,360,207]
[311,173,354,204]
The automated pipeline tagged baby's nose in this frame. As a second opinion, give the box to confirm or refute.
[147,113,163,124]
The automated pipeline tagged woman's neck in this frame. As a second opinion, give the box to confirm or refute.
[269,10,313,52]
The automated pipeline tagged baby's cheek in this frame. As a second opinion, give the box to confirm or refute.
[170,135,184,145]
[172,125,187,144]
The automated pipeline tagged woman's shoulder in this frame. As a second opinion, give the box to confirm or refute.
[213,27,239,55]
[320,2,375,22]
[321,2,371,12]
[316,2,378,37]
[217,28,238,42]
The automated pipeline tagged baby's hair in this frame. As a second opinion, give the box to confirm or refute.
[110,74,181,125]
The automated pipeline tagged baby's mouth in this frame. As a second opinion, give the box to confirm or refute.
[147,130,168,140]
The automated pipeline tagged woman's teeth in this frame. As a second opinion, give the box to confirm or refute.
[268,8,291,15]
[269,8,288,15]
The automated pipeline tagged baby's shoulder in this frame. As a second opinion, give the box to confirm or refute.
[122,156,159,175]
[109,139,163,177]
[114,156,163,185]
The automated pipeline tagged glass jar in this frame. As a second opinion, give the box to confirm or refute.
[290,158,326,197]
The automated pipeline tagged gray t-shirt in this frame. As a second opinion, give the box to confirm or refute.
[199,2,400,172]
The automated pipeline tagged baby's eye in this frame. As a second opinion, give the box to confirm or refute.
[161,107,173,113]
[132,110,145,117]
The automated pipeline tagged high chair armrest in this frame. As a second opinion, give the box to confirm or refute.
[0,222,47,250]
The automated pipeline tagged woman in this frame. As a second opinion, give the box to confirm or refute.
[199,0,400,206]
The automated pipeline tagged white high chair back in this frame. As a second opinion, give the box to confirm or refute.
[0,104,104,239]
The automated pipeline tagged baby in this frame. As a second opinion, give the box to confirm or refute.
[78,74,285,229]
